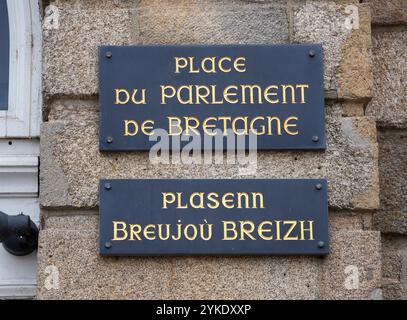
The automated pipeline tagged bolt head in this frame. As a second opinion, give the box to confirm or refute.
[105,51,112,59]
[105,241,112,249]
[315,183,323,190]
[318,241,325,248]
[104,182,111,190]
[312,135,319,142]
[309,50,316,57]
[106,136,113,144]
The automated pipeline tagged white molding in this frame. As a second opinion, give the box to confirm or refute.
[0,285,36,299]
[0,140,39,196]
[0,157,38,195]
[0,0,42,138]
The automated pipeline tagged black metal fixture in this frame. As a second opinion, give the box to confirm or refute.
[0,211,38,256]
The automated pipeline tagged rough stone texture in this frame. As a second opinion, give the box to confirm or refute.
[365,0,407,26]
[43,0,373,100]
[373,130,407,234]
[328,212,372,232]
[381,235,407,300]
[136,0,289,45]
[382,279,403,300]
[37,215,320,300]
[366,31,407,128]
[43,0,289,98]
[43,0,137,98]
[38,0,384,301]
[51,0,136,9]
[319,229,382,299]
[342,102,365,117]
[40,103,379,210]
[382,235,402,280]
[37,213,380,299]
[337,4,373,101]
[292,2,373,100]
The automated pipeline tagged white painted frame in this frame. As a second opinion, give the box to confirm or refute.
[0,0,41,138]
[0,139,40,299]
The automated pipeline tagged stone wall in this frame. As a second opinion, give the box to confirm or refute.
[364,0,407,300]
[37,0,384,299]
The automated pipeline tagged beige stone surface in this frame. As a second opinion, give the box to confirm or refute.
[342,102,365,117]
[43,0,289,98]
[292,2,372,99]
[382,279,403,300]
[380,235,407,300]
[43,3,136,98]
[373,130,407,234]
[366,31,407,128]
[337,4,373,101]
[37,213,381,299]
[328,212,370,232]
[319,229,382,299]
[43,0,373,100]
[37,0,386,301]
[365,0,407,25]
[136,0,289,45]
[37,215,320,299]
[382,235,402,280]
[40,102,379,210]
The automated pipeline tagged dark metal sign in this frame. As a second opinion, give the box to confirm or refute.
[99,179,329,256]
[99,45,326,151]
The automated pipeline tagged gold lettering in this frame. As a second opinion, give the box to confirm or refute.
[129,224,142,240]
[184,116,200,135]
[176,192,188,209]
[258,221,273,240]
[241,85,263,104]
[124,120,139,136]
[195,85,210,104]
[250,116,265,135]
[112,221,128,241]
[168,117,182,136]
[202,57,217,73]
[284,116,298,135]
[115,89,130,105]
[282,84,296,104]
[231,116,248,135]
[223,221,238,240]
[174,57,188,73]
[131,89,146,104]
[157,224,170,240]
[143,224,156,240]
[251,192,264,209]
[190,192,205,209]
[236,192,249,209]
[219,57,232,73]
[234,57,246,72]
[223,85,239,104]
[275,220,282,240]
[267,117,282,136]
[297,84,309,103]
[161,85,176,104]
[222,192,235,209]
[162,192,176,209]
[264,85,279,104]
[177,85,194,104]
[207,192,220,209]
[240,221,256,240]
[141,120,154,136]
[283,221,298,240]
[300,220,314,240]
[202,117,217,136]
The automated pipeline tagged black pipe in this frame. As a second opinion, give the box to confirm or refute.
[0,211,38,256]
